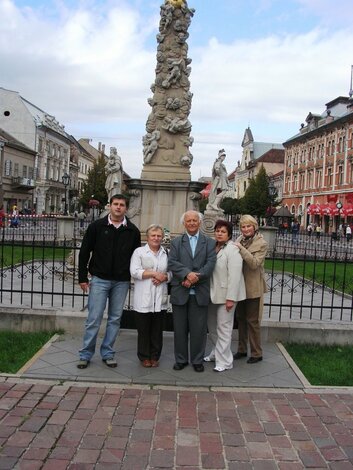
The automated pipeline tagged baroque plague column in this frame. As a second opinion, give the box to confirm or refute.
[127,0,203,237]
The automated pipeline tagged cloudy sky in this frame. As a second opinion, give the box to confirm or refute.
[1,0,352,179]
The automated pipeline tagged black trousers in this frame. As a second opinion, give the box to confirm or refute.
[134,311,165,361]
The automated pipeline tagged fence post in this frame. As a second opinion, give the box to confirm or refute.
[259,226,278,251]
[56,216,75,241]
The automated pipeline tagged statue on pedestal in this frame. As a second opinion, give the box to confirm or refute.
[105,147,123,201]
[206,149,230,212]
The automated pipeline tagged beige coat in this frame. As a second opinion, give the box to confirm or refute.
[236,233,268,299]
[210,242,246,304]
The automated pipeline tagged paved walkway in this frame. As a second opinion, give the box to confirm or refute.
[1,331,353,469]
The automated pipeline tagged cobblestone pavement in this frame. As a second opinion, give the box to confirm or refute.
[1,378,353,469]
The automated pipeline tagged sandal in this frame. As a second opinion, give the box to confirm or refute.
[102,358,117,368]
[77,360,90,369]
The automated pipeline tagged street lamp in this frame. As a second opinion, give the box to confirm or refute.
[61,172,71,215]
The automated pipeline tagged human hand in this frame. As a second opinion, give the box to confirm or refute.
[79,282,89,293]
[225,300,235,312]
[186,272,200,284]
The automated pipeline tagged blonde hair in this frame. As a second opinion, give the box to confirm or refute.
[239,214,259,231]
[146,224,164,236]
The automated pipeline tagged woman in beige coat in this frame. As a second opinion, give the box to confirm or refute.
[204,220,246,372]
[234,215,268,364]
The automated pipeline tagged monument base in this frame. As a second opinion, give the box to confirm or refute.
[202,209,226,236]
[141,163,191,182]
[126,178,204,239]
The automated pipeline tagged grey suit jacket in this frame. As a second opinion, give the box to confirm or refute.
[168,232,216,306]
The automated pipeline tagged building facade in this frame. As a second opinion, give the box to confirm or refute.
[234,127,284,199]
[0,129,36,213]
[0,87,71,214]
[282,96,353,233]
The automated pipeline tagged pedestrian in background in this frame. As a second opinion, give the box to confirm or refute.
[204,220,246,372]
[168,211,216,373]
[130,224,171,368]
[77,194,141,369]
[234,215,268,364]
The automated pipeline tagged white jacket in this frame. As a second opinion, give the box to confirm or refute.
[130,244,171,313]
[210,242,246,304]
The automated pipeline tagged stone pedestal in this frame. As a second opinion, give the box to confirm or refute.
[56,216,75,241]
[126,178,204,239]
[259,226,278,250]
[202,209,226,237]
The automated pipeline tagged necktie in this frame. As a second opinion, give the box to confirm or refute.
[190,236,197,256]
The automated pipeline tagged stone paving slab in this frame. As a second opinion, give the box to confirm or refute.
[19,330,303,389]
[1,378,353,469]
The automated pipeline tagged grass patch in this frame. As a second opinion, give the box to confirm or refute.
[0,330,60,373]
[284,342,353,386]
[0,246,67,267]
[265,259,353,293]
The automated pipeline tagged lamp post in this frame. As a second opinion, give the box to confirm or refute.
[61,172,71,215]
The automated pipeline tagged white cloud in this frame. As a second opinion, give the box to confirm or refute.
[0,0,352,181]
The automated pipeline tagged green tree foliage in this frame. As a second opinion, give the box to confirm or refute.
[242,165,274,218]
[220,197,243,216]
[79,154,107,209]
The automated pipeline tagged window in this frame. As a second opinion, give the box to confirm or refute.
[327,167,333,186]
[23,165,27,178]
[29,167,34,179]
[316,169,322,188]
[14,163,19,177]
[338,165,343,185]
[4,159,12,176]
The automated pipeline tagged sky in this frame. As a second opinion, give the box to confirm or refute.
[1,0,353,180]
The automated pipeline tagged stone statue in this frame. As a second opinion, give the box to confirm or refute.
[206,149,230,211]
[105,147,123,201]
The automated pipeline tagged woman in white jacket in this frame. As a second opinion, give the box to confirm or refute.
[130,224,171,368]
[204,220,246,372]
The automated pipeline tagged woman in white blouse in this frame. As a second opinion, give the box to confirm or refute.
[204,220,246,372]
[130,224,171,368]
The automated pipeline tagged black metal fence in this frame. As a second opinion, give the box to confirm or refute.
[1,229,352,324]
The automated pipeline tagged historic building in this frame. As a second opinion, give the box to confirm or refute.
[0,128,37,212]
[282,96,353,233]
[0,87,71,214]
[233,127,284,199]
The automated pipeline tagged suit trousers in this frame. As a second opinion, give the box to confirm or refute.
[207,302,236,369]
[236,298,262,358]
[172,295,208,365]
[134,311,164,362]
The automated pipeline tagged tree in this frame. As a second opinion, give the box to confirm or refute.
[242,165,272,219]
[79,154,107,209]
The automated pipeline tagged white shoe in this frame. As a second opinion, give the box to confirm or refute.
[203,355,215,362]
[213,365,233,372]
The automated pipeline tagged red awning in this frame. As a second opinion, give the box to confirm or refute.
[341,203,353,216]
[321,203,339,217]
[307,204,322,215]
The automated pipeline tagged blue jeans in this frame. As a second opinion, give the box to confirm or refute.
[79,276,129,361]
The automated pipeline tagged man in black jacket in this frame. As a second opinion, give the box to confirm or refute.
[77,194,141,369]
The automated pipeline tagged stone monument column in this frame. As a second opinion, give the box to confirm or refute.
[140,0,195,182]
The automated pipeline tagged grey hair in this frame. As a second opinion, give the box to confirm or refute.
[180,210,203,225]
[146,224,164,236]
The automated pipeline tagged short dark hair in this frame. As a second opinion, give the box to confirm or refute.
[110,194,129,208]
[214,219,233,238]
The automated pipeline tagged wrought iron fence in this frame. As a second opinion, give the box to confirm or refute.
[0,231,352,324]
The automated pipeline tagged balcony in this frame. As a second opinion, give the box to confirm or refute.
[11,177,36,189]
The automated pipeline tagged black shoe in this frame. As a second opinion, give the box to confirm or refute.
[193,364,204,373]
[233,352,247,360]
[173,362,188,371]
[247,356,263,364]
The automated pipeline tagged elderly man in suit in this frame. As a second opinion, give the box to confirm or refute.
[168,210,216,372]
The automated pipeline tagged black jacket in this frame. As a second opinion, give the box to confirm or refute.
[78,215,141,283]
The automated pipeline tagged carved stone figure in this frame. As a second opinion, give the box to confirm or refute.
[105,147,123,201]
[141,0,195,178]
[206,149,230,211]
